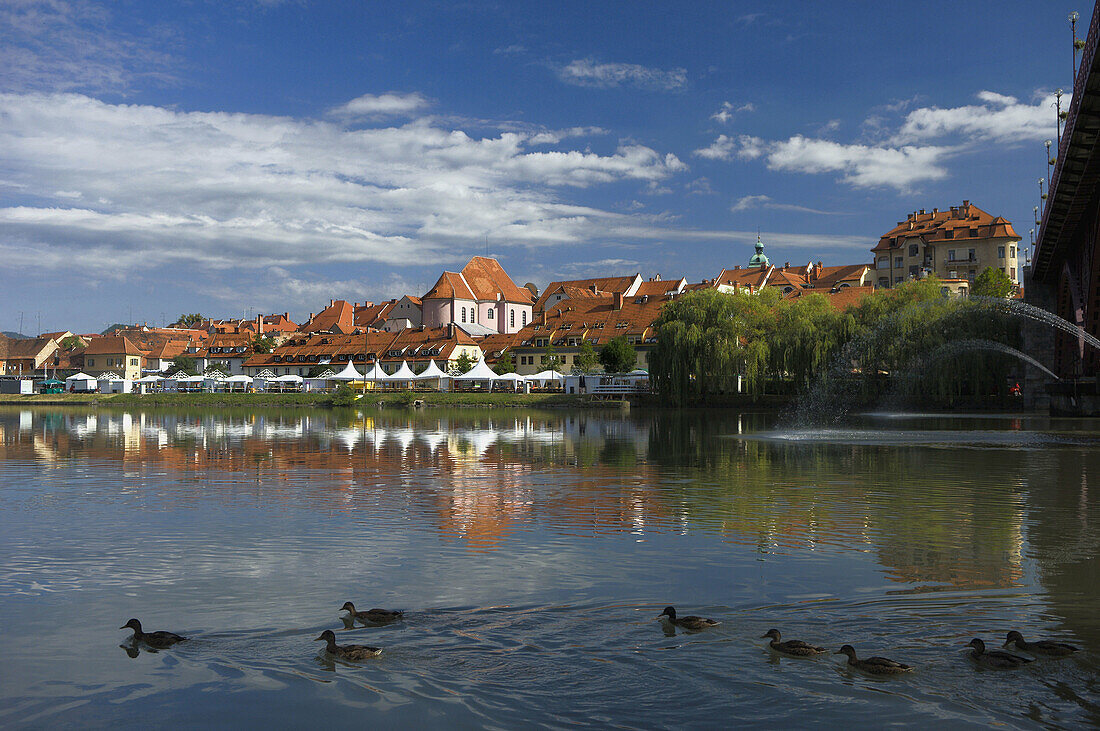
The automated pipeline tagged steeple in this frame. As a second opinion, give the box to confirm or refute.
[748,232,770,268]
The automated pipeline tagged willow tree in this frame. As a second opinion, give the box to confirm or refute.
[650,288,779,404]
[768,293,852,390]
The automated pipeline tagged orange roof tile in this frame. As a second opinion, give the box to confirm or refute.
[874,202,1020,252]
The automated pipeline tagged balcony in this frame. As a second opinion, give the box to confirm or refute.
[944,256,979,266]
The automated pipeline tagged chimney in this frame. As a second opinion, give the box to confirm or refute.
[734,265,741,270]
[447,323,455,339]
[932,207,938,215]
[308,312,314,322]
[962,199,969,207]
[283,312,289,321]
[919,208,925,215]
[784,261,790,269]
[613,292,624,310]
[364,301,373,308]
[256,314,263,335]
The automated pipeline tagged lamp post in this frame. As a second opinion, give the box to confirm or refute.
[1055,89,1065,143]
[1034,205,1040,226]
[1072,11,1083,81]
[1039,178,1047,214]
[1046,139,1055,183]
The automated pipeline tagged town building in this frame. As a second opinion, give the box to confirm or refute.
[421,256,534,335]
[300,299,356,334]
[382,296,423,331]
[0,336,59,376]
[872,201,1021,289]
[533,274,642,313]
[82,336,145,379]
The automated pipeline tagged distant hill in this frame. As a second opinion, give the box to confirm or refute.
[100,323,128,335]
[1,331,30,339]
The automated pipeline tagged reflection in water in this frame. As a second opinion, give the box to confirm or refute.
[1,406,1098,727]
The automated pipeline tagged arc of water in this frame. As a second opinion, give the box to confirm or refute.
[921,339,1059,381]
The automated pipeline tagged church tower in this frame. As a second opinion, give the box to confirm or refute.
[748,233,770,268]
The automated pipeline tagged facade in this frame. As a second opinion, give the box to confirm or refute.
[512,293,666,375]
[381,295,423,331]
[301,299,356,334]
[0,337,60,376]
[422,257,534,334]
[242,325,482,377]
[872,201,1021,289]
[190,332,255,375]
[533,274,642,313]
[82,336,145,379]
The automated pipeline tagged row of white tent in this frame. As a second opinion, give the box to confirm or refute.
[62,360,565,393]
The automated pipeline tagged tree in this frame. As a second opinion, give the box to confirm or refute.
[170,355,198,375]
[451,351,476,375]
[494,350,516,374]
[174,313,206,328]
[205,360,230,374]
[251,335,275,354]
[575,339,599,373]
[599,336,637,374]
[972,267,1014,298]
[59,335,83,351]
[100,323,127,335]
[544,342,562,372]
[307,364,333,378]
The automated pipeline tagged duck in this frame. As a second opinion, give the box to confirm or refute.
[1003,631,1078,657]
[762,629,827,656]
[314,629,382,660]
[968,638,1032,669]
[657,606,720,631]
[340,602,403,623]
[120,618,186,648]
[835,644,912,674]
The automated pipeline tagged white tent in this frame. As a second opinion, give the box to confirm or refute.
[530,369,563,381]
[331,362,364,381]
[66,372,98,391]
[454,359,502,382]
[415,360,450,380]
[133,374,163,383]
[495,372,526,391]
[363,362,388,381]
[224,374,252,392]
[385,360,417,383]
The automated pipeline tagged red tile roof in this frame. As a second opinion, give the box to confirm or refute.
[533,274,640,312]
[301,300,356,334]
[873,201,1019,252]
[354,300,397,328]
[84,336,145,356]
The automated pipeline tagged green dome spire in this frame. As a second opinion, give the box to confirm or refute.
[748,232,770,267]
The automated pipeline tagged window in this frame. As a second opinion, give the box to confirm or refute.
[998,246,1006,258]
[948,250,956,261]
[130,358,137,366]
[522,312,527,326]
[967,270,976,280]
[878,256,888,267]
[1011,267,1016,279]
[1010,245,1016,258]
[510,310,515,328]
[908,244,918,257]
[471,307,476,322]
[894,257,903,268]
[461,309,466,323]
[878,278,889,288]
[909,265,919,278]
[967,249,975,261]
[894,276,902,284]
[487,309,494,319]
[944,229,954,239]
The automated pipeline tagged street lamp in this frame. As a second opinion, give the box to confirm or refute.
[1055,89,1065,143]
[1034,205,1040,226]
[1071,11,1084,80]
[1046,139,1055,182]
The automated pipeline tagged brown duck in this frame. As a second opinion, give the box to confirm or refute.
[120,618,186,648]
[763,629,827,656]
[835,644,912,674]
[1003,631,1077,657]
[657,606,720,631]
[968,638,1032,669]
[341,602,403,623]
[314,629,382,660]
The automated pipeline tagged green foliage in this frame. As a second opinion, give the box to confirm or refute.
[205,361,231,375]
[972,267,1014,298]
[544,343,561,372]
[328,383,358,407]
[251,335,275,354]
[574,339,599,373]
[598,336,636,374]
[306,364,332,378]
[100,323,127,335]
[494,350,516,375]
[59,335,83,351]
[451,351,476,375]
[174,313,206,328]
[170,355,198,375]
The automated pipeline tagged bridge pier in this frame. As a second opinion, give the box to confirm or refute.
[1022,265,1055,412]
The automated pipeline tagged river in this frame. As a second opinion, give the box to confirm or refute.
[0,406,1097,728]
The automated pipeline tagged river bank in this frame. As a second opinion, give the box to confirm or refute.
[0,392,609,408]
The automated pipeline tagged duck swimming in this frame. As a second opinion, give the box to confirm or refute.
[1003,631,1077,657]
[835,644,912,674]
[657,606,720,631]
[968,638,1032,669]
[120,618,186,648]
[340,602,403,623]
[762,629,827,656]
[314,629,382,660]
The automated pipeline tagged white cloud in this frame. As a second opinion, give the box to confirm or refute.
[731,194,845,215]
[330,92,430,119]
[0,92,687,274]
[493,44,527,55]
[763,135,953,190]
[558,59,687,90]
[893,90,1061,143]
[527,126,608,145]
[0,0,175,94]
[711,101,755,124]
[693,134,737,160]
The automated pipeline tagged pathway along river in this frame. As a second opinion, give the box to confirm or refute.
[0,406,1098,728]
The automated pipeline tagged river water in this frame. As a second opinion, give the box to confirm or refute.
[0,406,1098,728]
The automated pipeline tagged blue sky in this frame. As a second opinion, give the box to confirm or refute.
[0,0,1085,333]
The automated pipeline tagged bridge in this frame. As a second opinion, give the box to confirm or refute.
[1032,2,1100,380]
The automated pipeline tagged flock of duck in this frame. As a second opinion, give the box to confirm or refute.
[120,604,1079,674]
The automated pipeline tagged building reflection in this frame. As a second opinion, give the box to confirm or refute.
[0,407,1037,590]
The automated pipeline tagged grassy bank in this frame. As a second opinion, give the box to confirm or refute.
[0,391,602,408]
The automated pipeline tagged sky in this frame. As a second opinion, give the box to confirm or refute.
[0,0,1087,333]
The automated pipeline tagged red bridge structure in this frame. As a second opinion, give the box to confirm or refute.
[1031,1,1100,400]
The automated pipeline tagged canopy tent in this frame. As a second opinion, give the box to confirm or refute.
[529,370,563,381]
[414,360,450,380]
[454,359,502,381]
[275,374,303,382]
[330,362,364,381]
[66,372,98,391]
[385,360,417,382]
[494,372,527,391]
[363,362,387,381]
[225,374,253,383]
[133,374,163,383]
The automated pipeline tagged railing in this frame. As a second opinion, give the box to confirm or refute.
[944,256,980,266]
[1038,2,1100,259]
